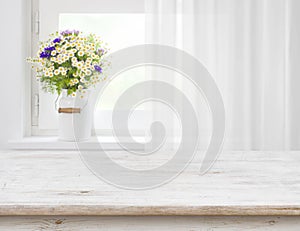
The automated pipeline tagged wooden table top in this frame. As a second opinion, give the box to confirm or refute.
[1,150,300,216]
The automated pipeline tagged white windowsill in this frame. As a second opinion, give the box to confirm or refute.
[8,136,147,150]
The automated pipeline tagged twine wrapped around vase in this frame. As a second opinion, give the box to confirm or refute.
[58,108,81,114]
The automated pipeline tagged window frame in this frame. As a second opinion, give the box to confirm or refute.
[30,0,147,136]
[30,0,40,136]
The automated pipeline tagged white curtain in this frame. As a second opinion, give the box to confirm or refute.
[146,0,300,150]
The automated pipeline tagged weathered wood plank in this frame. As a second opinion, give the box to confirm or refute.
[0,216,300,231]
[1,205,300,216]
[0,150,300,216]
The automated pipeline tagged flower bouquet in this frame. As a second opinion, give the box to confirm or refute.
[27,29,109,97]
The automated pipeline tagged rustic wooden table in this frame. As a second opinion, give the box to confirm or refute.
[0,150,300,230]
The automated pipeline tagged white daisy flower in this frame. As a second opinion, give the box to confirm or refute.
[54,69,60,75]
[77,62,83,68]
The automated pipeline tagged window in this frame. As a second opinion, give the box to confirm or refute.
[32,0,147,135]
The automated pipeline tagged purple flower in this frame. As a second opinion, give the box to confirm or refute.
[73,30,79,35]
[60,30,71,36]
[97,48,105,55]
[40,46,55,58]
[40,51,50,58]
[60,29,80,36]
[94,65,102,73]
[53,37,61,43]
[44,46,55,51]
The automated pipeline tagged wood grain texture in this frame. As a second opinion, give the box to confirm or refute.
[0,150,300,216]
[0,216,300,231]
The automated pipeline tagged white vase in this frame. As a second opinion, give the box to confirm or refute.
[58,89,92,141]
